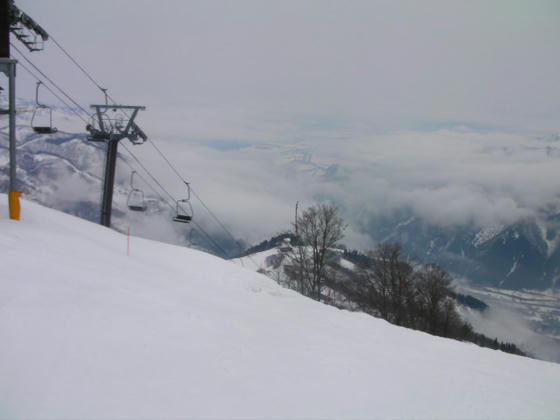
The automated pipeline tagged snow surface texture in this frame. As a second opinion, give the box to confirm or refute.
[1,197,559,419]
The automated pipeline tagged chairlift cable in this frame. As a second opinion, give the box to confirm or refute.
[10,43,91,117]
[121,144,230,257]
[15,34,248,261]
[11,35,230,258]
[146,138,249,256]
[121,147,228,258]
[119,155,226,255]
[15,60,90,125]
[44,33,246,257]
[47,34,117,108]
[49,34,107,93]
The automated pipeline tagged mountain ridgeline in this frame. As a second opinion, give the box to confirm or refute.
[369,211,559,290]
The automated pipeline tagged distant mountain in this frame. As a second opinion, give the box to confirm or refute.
[270,139,559,292]
[368,211,560,290]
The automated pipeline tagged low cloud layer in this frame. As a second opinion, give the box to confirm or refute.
[458,303,560,363]
[127,114,559,250]
[4,101,558,252]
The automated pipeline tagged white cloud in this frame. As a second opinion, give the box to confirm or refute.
[457,304,560,363]
[116,121,559,249]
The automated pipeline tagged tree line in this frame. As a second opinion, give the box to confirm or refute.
[282,203,526,357]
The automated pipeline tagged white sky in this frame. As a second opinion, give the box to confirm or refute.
[13,0,560,132]
[7,0,560,248]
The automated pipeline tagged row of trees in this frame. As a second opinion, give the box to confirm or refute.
[348,244,466,339]
[281,203,526,356]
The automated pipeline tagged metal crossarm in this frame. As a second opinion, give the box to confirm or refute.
[8,1,48,52]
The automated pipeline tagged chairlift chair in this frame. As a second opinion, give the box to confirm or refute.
[173,182,193,223]
[127,189,146,212]
[31,81,57,134]
[173,199,193,223]
[127,171,146,212]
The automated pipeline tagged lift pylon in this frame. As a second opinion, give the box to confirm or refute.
[0,58,20,219]
[86,104,146,227]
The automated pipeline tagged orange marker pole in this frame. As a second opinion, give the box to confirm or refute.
[8,191,21,220]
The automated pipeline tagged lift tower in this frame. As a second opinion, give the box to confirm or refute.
[1,0,49,219]
[87,105,146,227]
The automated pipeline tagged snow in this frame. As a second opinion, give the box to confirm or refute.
[339,257,356,271]
[473,224,505,247]
[536,218,560,258]
[1,196,560,419]
[507,259,520,277]
[236,248,279,271]
[455,284,560,360]
[395,216,416,229]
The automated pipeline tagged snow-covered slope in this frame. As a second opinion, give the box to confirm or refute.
[237,241,560,362]
[1,197,560,419]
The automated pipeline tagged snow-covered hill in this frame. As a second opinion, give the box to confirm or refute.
[372,212,560,291]
[236,238,560,363]
[1,197,559,419]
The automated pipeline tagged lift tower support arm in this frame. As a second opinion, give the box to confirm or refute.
[87,105,146,228]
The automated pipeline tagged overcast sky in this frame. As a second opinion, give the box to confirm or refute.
[14,0,559,130]
[8,0,560,248]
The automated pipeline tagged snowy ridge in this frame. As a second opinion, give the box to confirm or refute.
[1,196,559,419]
[473,224,505,248]
[536,218,560,258]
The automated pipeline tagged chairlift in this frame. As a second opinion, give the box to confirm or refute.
[127,171,146,212]
[31,81,57,134]
[173,182,193,223]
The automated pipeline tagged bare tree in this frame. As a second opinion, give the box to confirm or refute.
[441,297,464,338]
[285,203,346,301]
[414,263,454,334]
[366,244,414,326]
[348,243,418,327]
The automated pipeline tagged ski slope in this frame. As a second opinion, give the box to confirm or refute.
[1,196,559,419]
